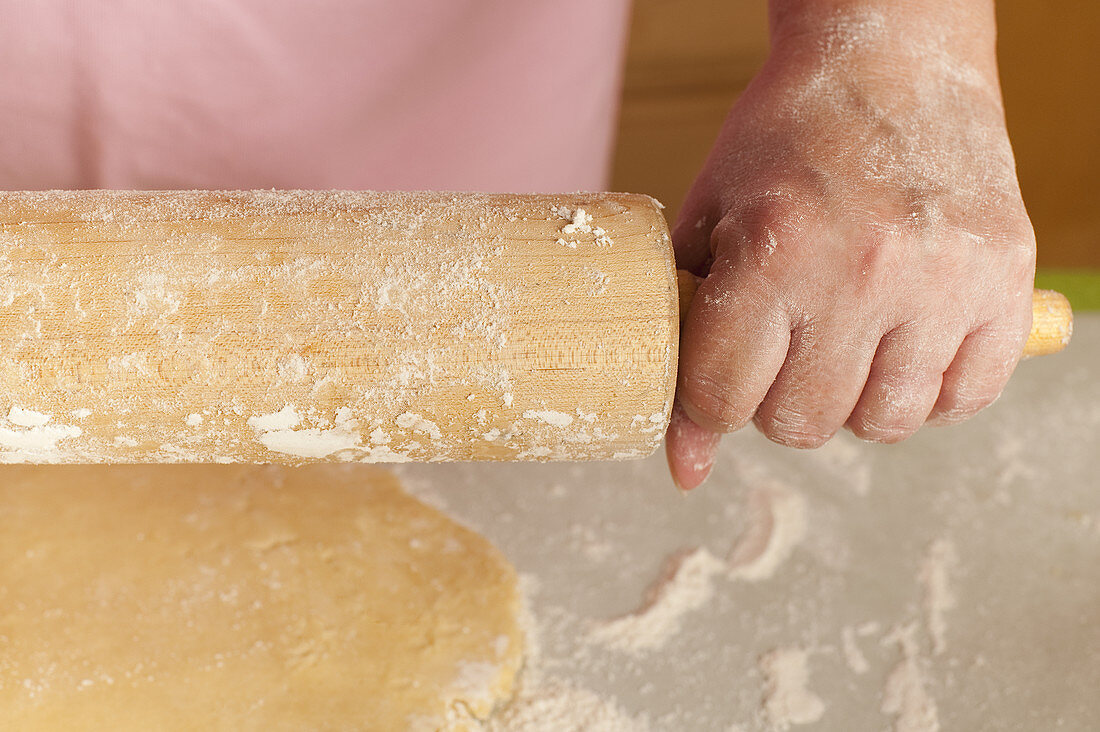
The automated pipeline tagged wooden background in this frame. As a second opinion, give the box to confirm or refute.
[611,0,1099,269]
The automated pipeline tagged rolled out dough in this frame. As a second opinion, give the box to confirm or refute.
[0,464,523,730]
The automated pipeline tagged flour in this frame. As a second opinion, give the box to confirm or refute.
[522,410,575,428]
[7,407,51,428]
[357,445,413,463]
[447,660,510,720]
[185,414,204,427]
[775,5,1017,240]
[758,646,825,730]
[479,587,652,732]
[568,209,592,233]
[881,624,939,732]
[0,409,83,460]
[256,427,362,460]
[0,423,83,458]
[552,206,614,248]
[807,432,872,496]
[247,405,365,459]
[918,538,957,655]
[276,354,309,383]
[247,405,301,432]
[587,547,726,654]
[728,484,808,581]
[840,625,870,674]
[485,676,651,732]
[395,412,444,442]
[587,482,808,656]
[0,190,672,464]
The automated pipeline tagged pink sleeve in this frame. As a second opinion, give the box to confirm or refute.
[0,0,632,192]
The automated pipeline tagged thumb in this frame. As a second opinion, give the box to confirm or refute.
[671,177,719,276]
[665,401,722,491]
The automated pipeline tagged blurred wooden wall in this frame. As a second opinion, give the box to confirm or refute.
[611,0,1100,268]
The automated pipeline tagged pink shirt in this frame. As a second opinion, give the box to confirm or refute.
[0,1,631,192]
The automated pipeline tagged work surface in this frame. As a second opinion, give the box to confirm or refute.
[401,313,1100,730]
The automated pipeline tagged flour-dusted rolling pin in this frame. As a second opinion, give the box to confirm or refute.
[0,190,1072,465]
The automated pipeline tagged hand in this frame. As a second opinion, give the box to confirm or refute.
[667,2,1036,490]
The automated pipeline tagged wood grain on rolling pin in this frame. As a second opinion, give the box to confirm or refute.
[0,191,678,464]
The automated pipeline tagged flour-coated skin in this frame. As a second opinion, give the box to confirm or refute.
[667,0,1034,489]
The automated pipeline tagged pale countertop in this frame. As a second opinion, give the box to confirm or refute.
[401,313,1099,731]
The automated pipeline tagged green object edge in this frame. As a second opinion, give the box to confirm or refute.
[1035,269,1100,311]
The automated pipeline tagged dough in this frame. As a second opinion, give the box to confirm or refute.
[0,464,523,730]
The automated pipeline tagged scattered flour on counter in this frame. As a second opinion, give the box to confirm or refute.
[728,484,808,581]
[485,675,651,732]
[807,432,872,496]
[857,621,881,637]
[881,624,939,732]
[840,625,870,675]
[918,538,957,655]
[447,660,510,720]
[70,408,93,420]
[185,414,204,427]
[587,548,726,654]
[588,483,810,655]
[567,523,615,563]
[758,646,826,729]
[480,582,652,732]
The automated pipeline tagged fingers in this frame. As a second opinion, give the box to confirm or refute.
[846,324,959,442]
[927,317,1027,425]
[672,181,1033,452]
[665,402,722,491]
[753,322,880,448]
[677,255,793,435]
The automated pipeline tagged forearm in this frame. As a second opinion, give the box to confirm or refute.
[767,0,1000,83]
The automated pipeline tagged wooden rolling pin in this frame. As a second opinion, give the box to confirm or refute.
[0,190,1072,465]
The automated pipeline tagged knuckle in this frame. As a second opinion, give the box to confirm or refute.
[929,406,973,426]
[848,410,917,444]
[933,387,1000,424]
[849,373,936,440]
[755,403,832,449]
[849,371,941,442]
[951,362,1012,405]
[717,194,817,254]
[681,371,752,433]
[880,364,944,398]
